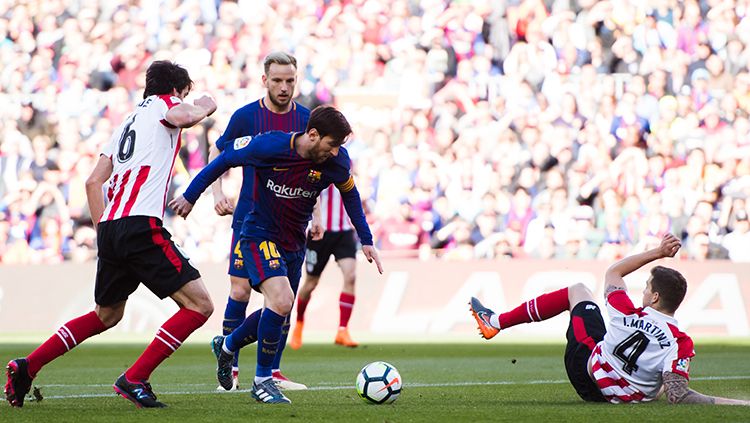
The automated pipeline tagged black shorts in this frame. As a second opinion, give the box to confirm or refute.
[94,216,200,306]
[564,301,608,402]
[304,230,357,276]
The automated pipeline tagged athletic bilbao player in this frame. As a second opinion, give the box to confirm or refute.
[471,233,750,405]
[5,61,216,408]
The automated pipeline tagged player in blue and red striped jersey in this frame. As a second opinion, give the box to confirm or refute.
[170,105,383,404]
[470,233,750,406]
[208,52,312,391]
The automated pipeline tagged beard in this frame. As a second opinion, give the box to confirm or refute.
[268,92,291,109]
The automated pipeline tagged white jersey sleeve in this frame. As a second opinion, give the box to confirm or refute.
[590,290,695,403]
[100,94,183,223]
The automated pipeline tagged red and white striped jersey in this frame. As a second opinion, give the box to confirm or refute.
[590,290,695,403]
[100,95,183,223]
[320,185,352,232]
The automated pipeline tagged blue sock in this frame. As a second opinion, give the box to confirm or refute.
[223,297,248,368]
[225,308,260,353]
[234,309,262,349]
[271,315,291,370]
[256,308,286,378]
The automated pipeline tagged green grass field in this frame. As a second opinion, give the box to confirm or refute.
[1,343,749,422]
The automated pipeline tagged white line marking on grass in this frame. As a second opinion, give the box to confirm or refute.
[35,375,750,401]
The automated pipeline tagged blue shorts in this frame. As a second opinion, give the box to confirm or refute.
[240,235,305,294]
[227,228,248,278]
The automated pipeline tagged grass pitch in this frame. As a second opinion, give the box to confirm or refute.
[1,343,748,422]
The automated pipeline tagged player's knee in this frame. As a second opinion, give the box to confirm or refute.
[269,294,294,316]
[96,307,124,328]
[195,295,214,318]
[568,283,594,307]
[230,277,252,301]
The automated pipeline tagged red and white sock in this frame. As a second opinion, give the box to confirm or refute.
[27,311,107,378]
[125,308,207,382]
[495,287,570,329]
[338,292,355,328]
[296,296,310,323]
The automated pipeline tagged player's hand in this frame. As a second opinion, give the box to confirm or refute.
[194,95,217,116]
[309,220,325,241]
[214,196,234,216]
[169,195,194,218]
[658,233,681,258]
[361,245,383,274]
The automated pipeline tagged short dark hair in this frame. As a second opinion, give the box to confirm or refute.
[306,105,352,145]
[263,52,297,74]
[143,61,193,98]
[650,265,687,313]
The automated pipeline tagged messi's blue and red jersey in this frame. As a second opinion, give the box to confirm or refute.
[215,99,309,229]
[185,131,373,252]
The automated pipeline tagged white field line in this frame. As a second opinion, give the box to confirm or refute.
[33,375,750,400]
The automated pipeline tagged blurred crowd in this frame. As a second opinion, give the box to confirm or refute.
[1,0,749,265]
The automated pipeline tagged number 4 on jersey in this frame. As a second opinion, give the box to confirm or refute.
[613,331,650,375]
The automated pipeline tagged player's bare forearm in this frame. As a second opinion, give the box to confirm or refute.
[604,233,681,293]
[662,371,749,405]
[85,156,113,229]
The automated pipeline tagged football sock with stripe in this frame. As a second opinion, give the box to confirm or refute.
[296,296,310,323]
[125,308,207,381]
[225,308,262,351]
[496,287,570,329]
[26,311,107,378]
[256,308,286,380]
[339,292,355,327]
[270,315,290,370]
[223,297,248,368]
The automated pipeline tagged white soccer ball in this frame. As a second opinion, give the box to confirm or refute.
[355,361,402,404]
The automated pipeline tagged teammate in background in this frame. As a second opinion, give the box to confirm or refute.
[4,61,216,408]
[209,52,312,391]
[470,233,750,406]
[170,105,383,404]
[291,185,360,349]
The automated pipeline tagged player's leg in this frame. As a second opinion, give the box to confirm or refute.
[470,283,591,339]
[270,250,307,390]
[290,273,320,350]
[5,304,117,408]
[221,231,251,387]
[334,257,358,347]
[291,234,331,349]
[115,218,211,407]
[563,286,607,402]
[5,219,130,408]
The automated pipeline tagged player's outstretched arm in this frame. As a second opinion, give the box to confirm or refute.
[165,95,217,128]
[85,155,113,229]
[663,371,750,405]
[603,233,681,297]
[208,144,234,216]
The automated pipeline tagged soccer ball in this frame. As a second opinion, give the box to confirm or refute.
[355,361,402,404]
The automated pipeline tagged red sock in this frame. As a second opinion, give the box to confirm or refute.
[125,308,207,381]
[296,296,310,323]
[498,287,569,329]
[27,311,107,377]
[338,293,355,328]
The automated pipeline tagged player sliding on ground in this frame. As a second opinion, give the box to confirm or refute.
[5,61,216,408]
[170,105,383,404]
[470,233,750,405]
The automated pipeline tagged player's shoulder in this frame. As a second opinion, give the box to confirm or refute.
[233,99,263,116]
[155,94,182,109]
[666,323,694,355]
[294,101,311,115]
